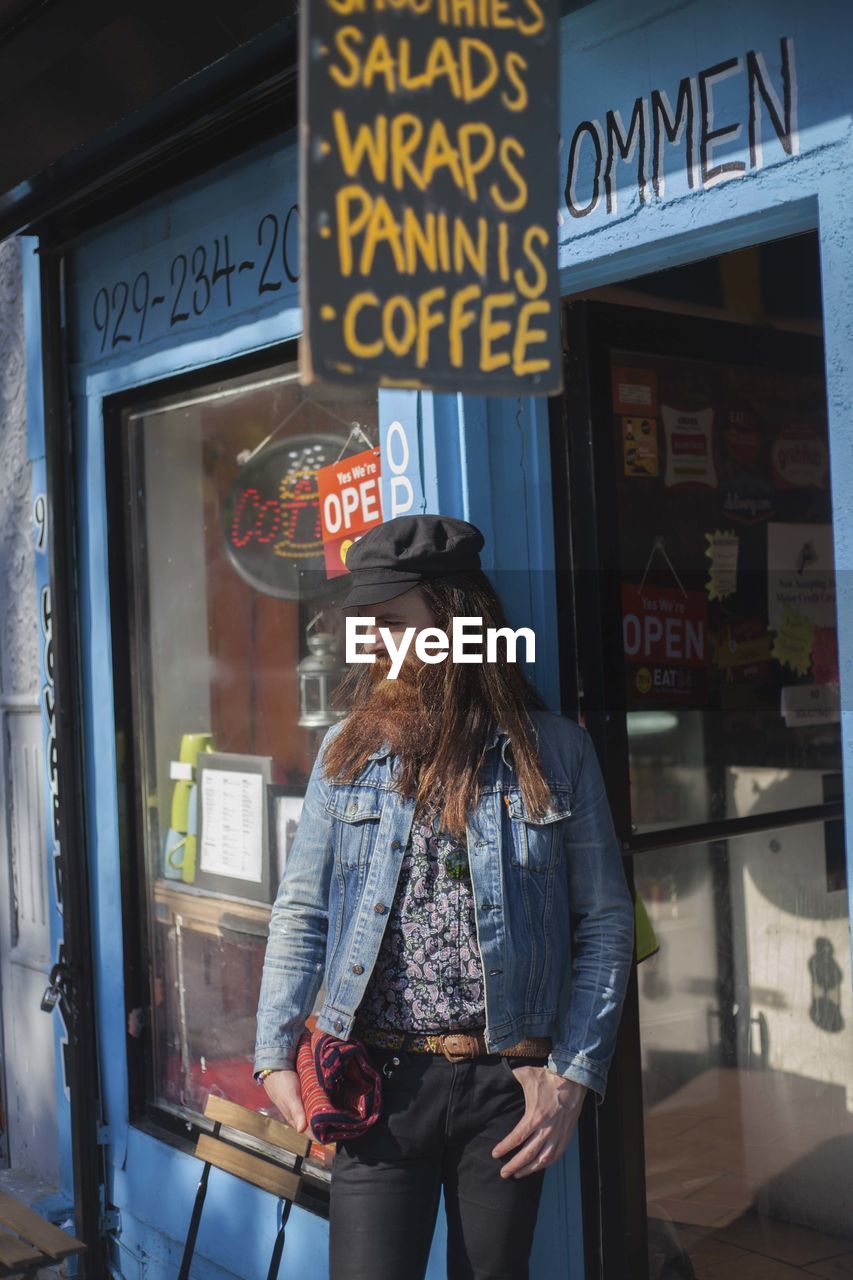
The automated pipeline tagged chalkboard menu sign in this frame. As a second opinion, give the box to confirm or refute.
[221,432,351,599]
[300,0,562,396]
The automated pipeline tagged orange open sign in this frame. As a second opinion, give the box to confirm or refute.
[317,447,383,578]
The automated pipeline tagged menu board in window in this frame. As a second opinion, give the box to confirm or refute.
[196,752,273,902]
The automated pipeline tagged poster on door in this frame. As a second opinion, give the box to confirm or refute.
[767,522,836,630]
[622,583,709,705]
[771,426,828,490]
[662,405,717,488]
[622,415,660,477]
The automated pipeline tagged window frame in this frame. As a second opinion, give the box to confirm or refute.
[104,339,332,1214]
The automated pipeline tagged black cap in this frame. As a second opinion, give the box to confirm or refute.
[341,515,485,608]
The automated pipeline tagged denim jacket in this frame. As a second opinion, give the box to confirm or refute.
[255,709,635,1102]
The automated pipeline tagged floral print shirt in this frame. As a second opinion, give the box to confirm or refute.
[356,808,486,1032]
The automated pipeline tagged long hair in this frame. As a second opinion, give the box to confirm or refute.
[323,571,553,836]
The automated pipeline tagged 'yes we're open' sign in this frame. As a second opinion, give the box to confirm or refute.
[300,0,561,395]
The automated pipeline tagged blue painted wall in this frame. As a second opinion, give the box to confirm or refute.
[57,0,853,1275]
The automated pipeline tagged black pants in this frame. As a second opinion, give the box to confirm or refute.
[329,1047,547,1280]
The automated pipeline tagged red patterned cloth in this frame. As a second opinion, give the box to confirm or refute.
[295,1028,383,1144]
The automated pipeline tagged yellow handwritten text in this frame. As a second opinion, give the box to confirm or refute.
[328,29,528,107]
[331,119,525,209]
[341,284,551,375]
[334,188,547,282]
[324,0,545,37]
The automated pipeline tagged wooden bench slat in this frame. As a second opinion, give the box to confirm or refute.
[0,1194,86,1261]
[195,1136,302,1202]
[203,1095,311,1158]
[0,1228,46,1270]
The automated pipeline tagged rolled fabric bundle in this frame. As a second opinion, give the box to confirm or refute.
[295,1027,383,1144]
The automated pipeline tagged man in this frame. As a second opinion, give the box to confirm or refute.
[255,514,635,1280]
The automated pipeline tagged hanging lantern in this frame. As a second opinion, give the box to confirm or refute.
[297,627,346,729]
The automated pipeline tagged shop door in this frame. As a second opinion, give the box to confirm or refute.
[558,285,851,1280]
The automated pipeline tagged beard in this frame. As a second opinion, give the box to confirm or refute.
[325,649,448,779]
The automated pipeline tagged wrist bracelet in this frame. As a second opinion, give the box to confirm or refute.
[256,1068,275,1085]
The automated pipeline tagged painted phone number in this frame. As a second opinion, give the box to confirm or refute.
[89,206,301,354]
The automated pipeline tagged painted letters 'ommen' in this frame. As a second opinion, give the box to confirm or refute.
[300,0,562,393]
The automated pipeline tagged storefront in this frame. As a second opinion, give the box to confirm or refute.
[15,0,853,1278]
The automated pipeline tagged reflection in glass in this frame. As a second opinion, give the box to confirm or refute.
[611,349,841,834]
[636,823,853,1278]
[120,361,378,1175]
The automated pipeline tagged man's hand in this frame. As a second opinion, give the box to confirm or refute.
[492,1066,587,1178]
[261,1069,307,1133]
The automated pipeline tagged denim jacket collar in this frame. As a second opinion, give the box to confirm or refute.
[366,724,509,764]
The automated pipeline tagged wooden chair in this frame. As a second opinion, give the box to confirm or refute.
[177,1095,311,1280]
[0,1192,86,1277]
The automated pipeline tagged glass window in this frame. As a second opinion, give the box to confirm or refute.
[111,356,378,1181]
[609,346,841,834]
[636,819,853,1273]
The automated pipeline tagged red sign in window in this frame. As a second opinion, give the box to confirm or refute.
[317,447,383,578]
[622,584,707,666]
[621,583,709,705]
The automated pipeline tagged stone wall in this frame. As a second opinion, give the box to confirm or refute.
[0,238,36,699]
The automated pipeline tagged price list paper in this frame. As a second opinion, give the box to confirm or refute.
[300,0,562,394]
[200,769,264,883]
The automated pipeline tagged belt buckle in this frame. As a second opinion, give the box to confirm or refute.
[442,1033,476,1062]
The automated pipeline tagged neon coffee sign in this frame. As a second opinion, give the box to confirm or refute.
[221,432,350,599]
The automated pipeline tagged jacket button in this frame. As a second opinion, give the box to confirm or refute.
[334,1020,343,1032]
[391,839,401,850]
[374,902,387,914]
[352,963,364,974]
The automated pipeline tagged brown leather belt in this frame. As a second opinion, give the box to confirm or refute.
[357,1025,551,1062]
